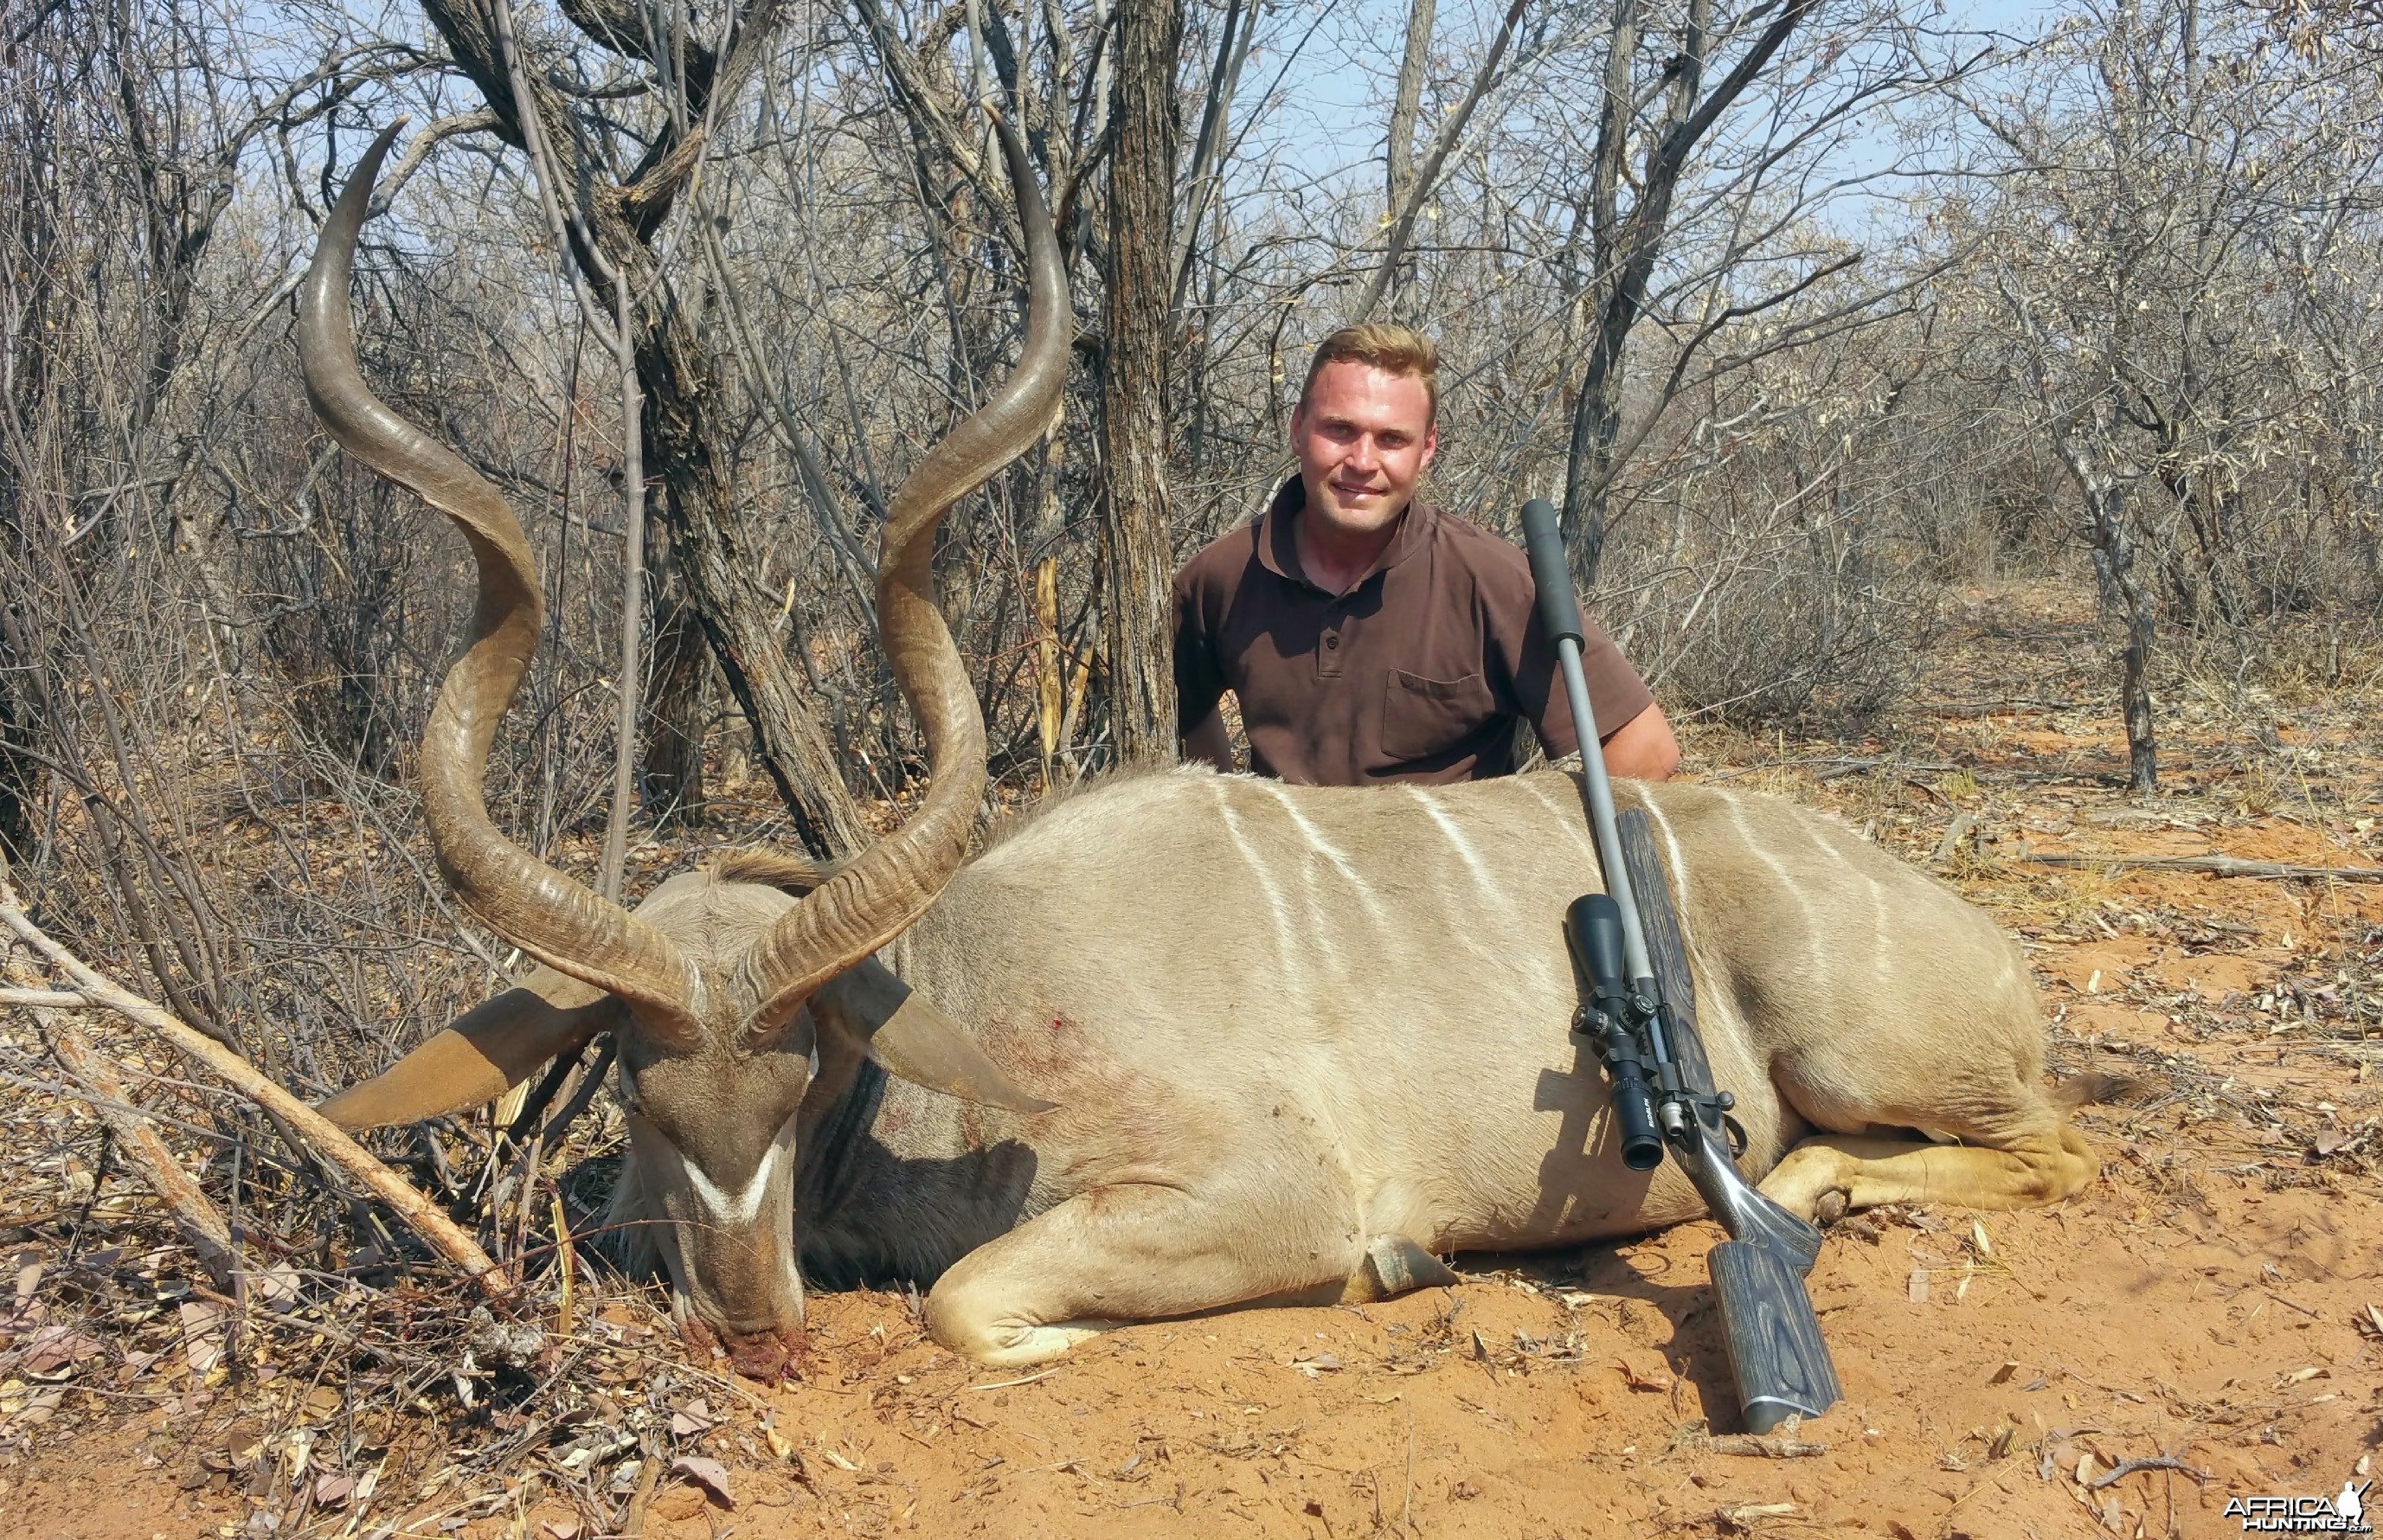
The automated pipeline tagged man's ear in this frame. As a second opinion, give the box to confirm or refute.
[813,959,1055,1115]
[318,966,623,1129]
[1417,418,1439,473]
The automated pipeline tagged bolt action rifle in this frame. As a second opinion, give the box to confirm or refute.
[1520,497,1840,1435]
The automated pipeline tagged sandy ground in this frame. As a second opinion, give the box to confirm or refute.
[3,585,2378,1540]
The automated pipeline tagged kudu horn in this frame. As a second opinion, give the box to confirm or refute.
[298,120,704,1043]
[741,113,1070,1036]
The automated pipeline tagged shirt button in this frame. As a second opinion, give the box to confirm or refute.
[1324,634,1339,650]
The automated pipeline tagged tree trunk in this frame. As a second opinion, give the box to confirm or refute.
[0,605,45,863]
[1384,0,1437,314]
[637,305,866,856]
[2089,481,2159,795]
[641,511,709,827]
[1557,0,1815,586]
[2054,415,2159,795]
[1098,0,1185,767]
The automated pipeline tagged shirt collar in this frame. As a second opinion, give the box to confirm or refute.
[1254,476,1436,594]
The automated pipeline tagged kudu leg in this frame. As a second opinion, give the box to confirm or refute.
[925,1181,1366,1366]
[1757,1125,2099,1218]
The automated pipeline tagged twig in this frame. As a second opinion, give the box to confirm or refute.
[553,1196,575,1338]
[966,1365,1065,1391]
[0,881,505,1287]
[620,1435,665,1537]
[31,1008,237,1291]
[1706,1433,1828,1458]
[2090,1453,2209,1490]
[2014,847,2383,882]
[0,988,93,1008]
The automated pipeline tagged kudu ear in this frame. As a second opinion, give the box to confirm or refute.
[814,959,1055,1115]
[319,967,623,1129]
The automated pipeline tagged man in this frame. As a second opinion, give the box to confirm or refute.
[1173,324,1680,786]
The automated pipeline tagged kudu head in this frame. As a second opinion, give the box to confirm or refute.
[299,118,1067,1379]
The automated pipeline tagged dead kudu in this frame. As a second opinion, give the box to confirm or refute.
[301,122,2103,1384]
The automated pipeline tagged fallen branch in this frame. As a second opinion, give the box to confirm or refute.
[2013,847,2383,882]
[2089,1453,2209,1490]
[1909,698,2078,716]
[1707,1432,1828,1458]
[1678,1418,1828,1459]
[0,881,504,1287]
[12,956,238,1291]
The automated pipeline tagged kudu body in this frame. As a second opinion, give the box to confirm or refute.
[303,122,2098,1380]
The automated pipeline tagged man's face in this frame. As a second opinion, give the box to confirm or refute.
[1290,360,1438,544]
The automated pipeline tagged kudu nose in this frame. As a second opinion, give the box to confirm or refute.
[721,1327,801,1384]
[673,1287,806,1383]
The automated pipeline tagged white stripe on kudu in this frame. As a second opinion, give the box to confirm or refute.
[1722,790,1823,979]
[1213,778,1299,973]
[1264,780,1391,930]
[1522,776,1599,865]
[1643,795,1693,913]
[684,1135,787,1227]
[1404,784,1498,902]
[1796,815,1892,991]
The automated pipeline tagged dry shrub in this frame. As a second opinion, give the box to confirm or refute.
[1643,542,1935,729]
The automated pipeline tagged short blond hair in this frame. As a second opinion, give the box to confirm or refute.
[1299,324,1440,422]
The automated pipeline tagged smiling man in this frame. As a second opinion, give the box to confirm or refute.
[1173,324,1680,786]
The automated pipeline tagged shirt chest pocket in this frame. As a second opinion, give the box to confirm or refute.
[1379,668,1497,761]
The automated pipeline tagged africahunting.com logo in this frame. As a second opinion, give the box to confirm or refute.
[2225,1479,2373,1534]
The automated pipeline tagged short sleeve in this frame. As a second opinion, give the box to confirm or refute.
[1480,539,1654,758]
[1518,613,1654,756]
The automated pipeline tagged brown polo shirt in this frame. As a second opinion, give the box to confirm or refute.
[1172,478,1654,786]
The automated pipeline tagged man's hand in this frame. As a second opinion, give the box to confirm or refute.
[1600,703,1680,782]
[1183,707,1237,773]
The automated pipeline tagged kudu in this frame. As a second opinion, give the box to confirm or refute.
[303,122,2102,1382]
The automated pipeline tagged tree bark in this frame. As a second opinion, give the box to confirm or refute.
[637,304,867,854]
[640,511,709,827]
[1383,0,1437,314]
[1387,0,1437,214]
[1098,0,1185,767]
[2086,478,2159,795]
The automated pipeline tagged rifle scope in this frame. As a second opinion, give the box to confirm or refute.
[1565,894,1665,1171]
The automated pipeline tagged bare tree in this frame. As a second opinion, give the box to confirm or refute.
[1098,0,1188,764]
[1557,0,1821,582]
[409,0,869,855]
[1956,0,2383,789]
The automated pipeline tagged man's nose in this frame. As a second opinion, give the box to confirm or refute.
[1345,435,1378,471]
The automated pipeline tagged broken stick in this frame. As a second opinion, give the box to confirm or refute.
[0,881,504,1287]
[2015,848,2383,882]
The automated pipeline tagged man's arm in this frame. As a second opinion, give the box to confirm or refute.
[1600,701,1680,782]
[1172,553,1234,769]
[1182,705,1236,773]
